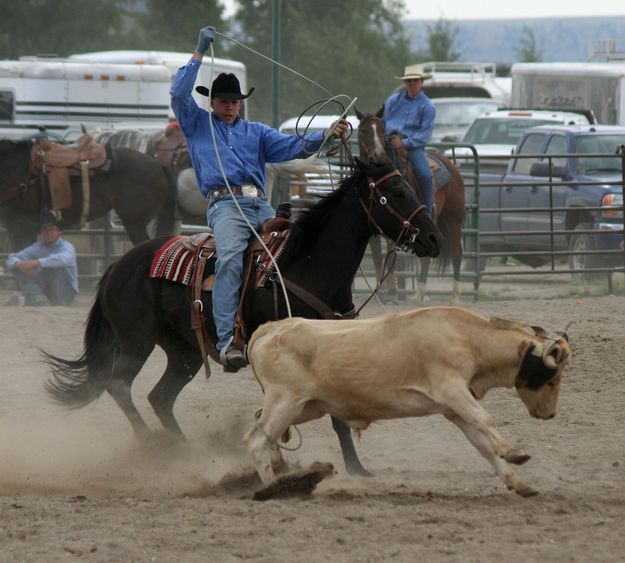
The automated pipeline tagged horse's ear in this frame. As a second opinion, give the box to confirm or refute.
[375,106,384,118]
[354,107,365,121]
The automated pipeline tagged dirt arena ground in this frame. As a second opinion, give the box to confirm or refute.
[1,276,624,562]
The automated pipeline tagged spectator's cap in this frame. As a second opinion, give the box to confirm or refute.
[195,73,254,100]
[395,65,432,80]
[39,211,60,230]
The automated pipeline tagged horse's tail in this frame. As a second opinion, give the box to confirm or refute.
[433,149,466,275]
[155,166,179,236]
[435,215,453,273]
[43,267,116,409]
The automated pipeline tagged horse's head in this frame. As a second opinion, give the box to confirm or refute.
[353,158,442,258]
[355,108,390,164]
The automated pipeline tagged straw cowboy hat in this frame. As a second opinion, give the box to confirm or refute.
[395,65,433,80]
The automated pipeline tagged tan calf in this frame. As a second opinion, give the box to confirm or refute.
[245,307,571,497]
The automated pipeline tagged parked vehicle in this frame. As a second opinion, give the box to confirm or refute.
[421,62,511,105]
[277,114,357,200]
[450,109,594,173]
[511,62,625,126]
[464,124,625,276]
[0,56,172,140]
[430,97,502,142]
[69,50,248,119]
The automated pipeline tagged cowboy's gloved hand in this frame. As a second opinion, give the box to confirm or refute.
[326,118,349,139]
[195,26,216,55]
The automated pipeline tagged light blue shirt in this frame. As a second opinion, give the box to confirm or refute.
[6,238,79,293]
[170,58,325,198]
[381,89,436,150]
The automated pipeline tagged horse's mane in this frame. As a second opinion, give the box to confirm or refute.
[279,166,362,265]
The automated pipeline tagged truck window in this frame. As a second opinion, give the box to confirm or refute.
[0,90,14,121]
[543,134,567,168]
[512,133,548,174]
[574,134,625,174]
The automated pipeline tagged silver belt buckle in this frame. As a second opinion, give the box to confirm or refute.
[241,184,258,198]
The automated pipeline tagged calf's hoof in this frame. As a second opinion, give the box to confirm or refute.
[504,449,531,465]
[515,483,539,498]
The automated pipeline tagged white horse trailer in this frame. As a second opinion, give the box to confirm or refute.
[421,61,512,105]
[0,57,172,140]
[69,50,248,119]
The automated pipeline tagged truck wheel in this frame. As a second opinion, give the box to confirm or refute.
[568,223,601,281]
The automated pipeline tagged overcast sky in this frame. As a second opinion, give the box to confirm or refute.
[403,0,625,20]
[222,1,625,21]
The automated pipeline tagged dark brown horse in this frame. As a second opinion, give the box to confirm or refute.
[94,126,198,222]
[0,138,176,250]
[355,108,466,304]
[43,158,442,477]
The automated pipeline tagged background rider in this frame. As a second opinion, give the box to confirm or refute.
[381,65,436,216]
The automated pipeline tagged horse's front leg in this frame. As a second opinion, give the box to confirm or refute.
[411,256,431,304]
[331,416,373,477]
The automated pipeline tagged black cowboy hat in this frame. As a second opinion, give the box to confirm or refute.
[195,73,254,100]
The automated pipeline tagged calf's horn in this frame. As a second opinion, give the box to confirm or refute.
[542,342,564,369]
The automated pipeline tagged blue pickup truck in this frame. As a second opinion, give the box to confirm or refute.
[468,124,625,276]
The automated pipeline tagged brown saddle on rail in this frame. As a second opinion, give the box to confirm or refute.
[153,123,187,169]
[31,134,111,211]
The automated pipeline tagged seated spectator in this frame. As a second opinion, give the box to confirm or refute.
[5,212,78,306]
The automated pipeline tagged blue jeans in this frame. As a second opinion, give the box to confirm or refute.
[207,196,276,351]
[406,148,433,215]
[13,268,76,305]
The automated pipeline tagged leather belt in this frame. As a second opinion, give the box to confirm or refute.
[207,184,262,200]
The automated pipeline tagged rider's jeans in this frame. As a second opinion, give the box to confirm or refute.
[207,196,276,351]
[406,147,433,215]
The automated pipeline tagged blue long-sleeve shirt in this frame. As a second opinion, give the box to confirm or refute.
[381,89,436,150]
[170,58,325,198]
[6,238,78,293]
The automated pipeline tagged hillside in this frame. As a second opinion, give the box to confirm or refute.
[405,16,625,66]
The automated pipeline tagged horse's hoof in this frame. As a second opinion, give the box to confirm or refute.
[346,464,374,478]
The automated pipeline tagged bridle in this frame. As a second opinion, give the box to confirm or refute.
[357,169,426,251]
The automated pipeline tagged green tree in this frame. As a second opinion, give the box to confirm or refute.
[137,0,228,53]
[227,0,415,123]
[426,18,460,61]
[0,0,128,58]
[515,26,543,62]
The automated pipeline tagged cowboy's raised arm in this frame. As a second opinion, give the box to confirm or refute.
[170,26,216,135]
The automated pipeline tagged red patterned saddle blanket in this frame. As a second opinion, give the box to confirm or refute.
[150,236,205,285]
[150,225,291,289]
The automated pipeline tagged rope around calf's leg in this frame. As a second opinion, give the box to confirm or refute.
[254,408,303,452]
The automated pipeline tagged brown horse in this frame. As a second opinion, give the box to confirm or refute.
[0,138,176,251]
[355,108,466,303]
